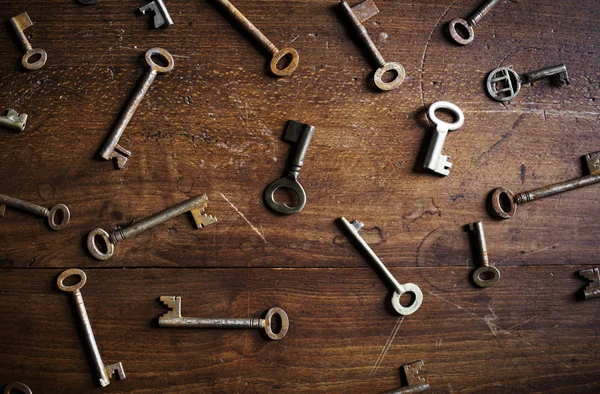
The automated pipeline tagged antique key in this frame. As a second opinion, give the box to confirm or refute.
[381,361,430,394]
[159,296,289,340]
[578,268,600,300]
[87,194,216,260]
[491,152,600,219]
[0,194,70,230]
[211,0,299,77]
[339,0,405,91]
[99,48,174,168]
[139,0,173,28]
[468,222,500,287]
[0,109,28,132]
[3,382,32,394]
[448,0,503,45]
[264,120,315,215]
[10,12,47,71]
[486,64,569,102]
[57,269,126,387]
[339,217,423,315]
[423,101,465,176]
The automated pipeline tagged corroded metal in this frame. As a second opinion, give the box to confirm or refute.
[579,268,600,300]
[10,12,47,70]
[424,101,465,176]
[486,64,569,102]
[0,109,28,132]
[0,194,70,230]
[381,361,430,394]
[139,0,173,28]
[469,222,500,287]
[448,0,503,45]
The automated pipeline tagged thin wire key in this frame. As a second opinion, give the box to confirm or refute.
[0,194,70,230]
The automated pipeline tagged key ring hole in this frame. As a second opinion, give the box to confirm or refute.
[428,101,464,131]
[374,62,405,91]
[273,186,300,208]
[398,291,416,307]
[4,382,32,394]
[87,228,115,260]
[145,48,174,73]
[57,268,87,292]
[22,49,47,70]
[270,48,299,77]
[264,307,289,340]
[448,18,474,45]
[473,266,500,287]
[491,187,516,219]
[48,204,70,231]
[27,53,42,64]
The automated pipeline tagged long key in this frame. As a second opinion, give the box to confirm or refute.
[423,101,464,176]
[57,269,125,387]
[10,12,47,70]
[339,217,423,315]
[381,361,430,394]
[159,296,289,340]
[339,0,405,91]
[98,48,174,168]
[87,194,216,260]
[0,109,28,132]
[486,64,569,102]
[448,0,504,45]
[211,0,299,77]
[264,120,315,215]
[491,151,600,219]
[0,194,70,230]
[468,222,500,287]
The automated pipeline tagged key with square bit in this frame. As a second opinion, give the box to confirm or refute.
[0,193,70,230]
[0,109,28,132]
[138,0,173,28]
[381,360,430,394]
[423,101,465,176]
[486,64,569,102]
[10,12,47,71]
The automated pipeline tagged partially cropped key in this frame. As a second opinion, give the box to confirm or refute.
[578,268,600,300]
[0,193,70,230]
[0,109,28,132]
[380,361,430,393]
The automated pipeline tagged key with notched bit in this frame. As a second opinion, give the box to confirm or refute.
[0,109,28,132]
[486,64,569,102]
[578,268,600,300]
[381,360,430,394]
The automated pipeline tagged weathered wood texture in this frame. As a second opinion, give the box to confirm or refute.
[0,0,599,392]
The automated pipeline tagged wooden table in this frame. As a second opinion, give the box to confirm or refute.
[1,0,599,392]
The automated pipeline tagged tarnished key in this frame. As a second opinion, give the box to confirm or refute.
[57,269,125,387]
[0,109,28,132]
[339,217,423,315]
[99,48,174,168]
[0,194,70,230]
[139,0,173,28]
[448,0,504,45]
[159,296,289,340]
[468,222,500,288]
[4,382,32,394]
[87,194,216,260]
[578,268,600,300]
[491,152,600,219]
[10,12,47,70]
[423,101,464,176]
[381,361,430,394]
[486,64,569,102]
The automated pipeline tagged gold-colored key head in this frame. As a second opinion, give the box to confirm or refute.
[145,47,175,73]
[10,13,47,70]
[57,268,87,293]
[270,47,299,77]
[263,307,290,340]
[491,187,517,219]
[374,62,406,91]
[472,265,501,287]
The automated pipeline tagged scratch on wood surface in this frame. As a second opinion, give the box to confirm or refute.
[370,316,404,376]
[218,191,267,243]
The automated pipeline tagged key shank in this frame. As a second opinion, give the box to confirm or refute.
[0,194,48,217]
[467,0,502,26]
[515,173,600,204]
[340,1,385,68]
[159,317,262,329]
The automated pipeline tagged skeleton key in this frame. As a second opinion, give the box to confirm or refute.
[339,0,405,91]
[139,0,173,28]
[423,101,465,176]
[381,361,430,394]
[98,48,174,168]
[0,194,70,230]
[10,12,47,71]
[339,217,423,315]
[491,152,600,219]
[468,222,500,287]
[578,268,600,300]
[3,382,32,394]
[486,64,569,102]
[87,194,216,260]
[212,0,299,77]
[264,120,315,215]
[448,0,504,45]
[159,296,289,340]
[0,109,28,132]
[57,269,126,387]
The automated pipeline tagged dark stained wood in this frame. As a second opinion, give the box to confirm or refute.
[0,0,599,392]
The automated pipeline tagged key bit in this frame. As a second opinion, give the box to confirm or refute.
[159,296,182,320]
[0,109,28,132]
[579,268,600,300]
[381,360,430,394]
[138,0,174,28]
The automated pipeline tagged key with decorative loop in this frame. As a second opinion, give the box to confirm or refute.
[4,382,32,394]
[10,12,47,70]
[87,194,216,260]
[0,109,28,132]
[381,361,430,394]
[468,222,500,287]
[448,0,504,45]
[578,268,600,300]
[491,152,600,219]
[57,269,126,387]
[423,101,465,176]
[159,296,289,340]
[486,64,569,102]
[0,194,70,230]
[339,217,423,315]
[139,0,173,28]
[264,120,315,215]
[99,48,174,169]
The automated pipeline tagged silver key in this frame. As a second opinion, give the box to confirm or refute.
[139,0,173,28]
[3,382,32,394]
[10,12,47,71]
[486,64,569,102]
[98,48,174,168]
[423,101,464,176]
[339,217,423,315]
[57,269,126,387]
[468,222,500,288]
[0,194,70,230]
[0,109,28,132]
[380,360,430,394]
[448,0,504,45]
[578,268,600,300]
[159,296,289,340]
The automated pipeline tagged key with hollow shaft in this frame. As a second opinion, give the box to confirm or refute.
[423,101,465,176]
[339,0,405,91]
[448,0,504,45]
[211,0,299,77]
[381,360,430,394]
[486,64,569,102]
[10,12,47,70]
[491,151,600,219]
[339,217,423,315]
[159,296,289,340]
[0,194,70,230]
[87,194,216,260]
[99,48,174,168]
[468,222,500,287]
[57,269,125,387]
[1,109,28,132]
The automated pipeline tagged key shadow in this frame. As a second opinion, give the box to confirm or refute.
[412,105,436,175]
[464,223,481,287]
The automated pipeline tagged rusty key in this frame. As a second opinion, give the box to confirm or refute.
[381,361,430,394]
[10,12,47,70]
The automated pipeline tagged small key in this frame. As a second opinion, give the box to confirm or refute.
[98,48,174,169]
[468,222,500,288]
[264,120,315,215]
[423,101,465,176]
[486,64,569,102]
[491,151,600,219]
[57,269,126,387]
[138,0,173,28]
[212,0,299,77]
[578,268,600,300]
[0,109,28,132]
[381,360,430,394]
[4,382,32,394]
[339,0,405,91]
[0,194,70,230]
[87,194,216,260]
[9,12,47,71]
[339,217,423,315]
[159,296,289,340]
[448,0,504,45]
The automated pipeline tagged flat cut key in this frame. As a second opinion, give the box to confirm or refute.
[486,64,569,102]
[578,268,600,300]
[98,48,174,168]
[57,269,125,387]
[0,109,28,132]
[10,12,47,70]
[381,360,430,394]
[339,217,423,315]
[448,0,504,45]
[159,296,289,340]
[423,101,465,176]
[138,0,173,28]
[0,194,70,230]
[87,194,216,260]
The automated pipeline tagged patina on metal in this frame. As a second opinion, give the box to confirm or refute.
[380,360,430,394]
[424,101,465,176]
[468,222,500,288]
[448,0,503,45]
[578,268,600,300]
[57,269,126,387]
[3,382,33,394]
[10,12,47,70]
[486,64,569,102]
[0,194,70,230]
[0,109,28,132]
[491,152,600,219]
[159,296,289,340]
[339,0,405,91]
[138,0,173,28]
